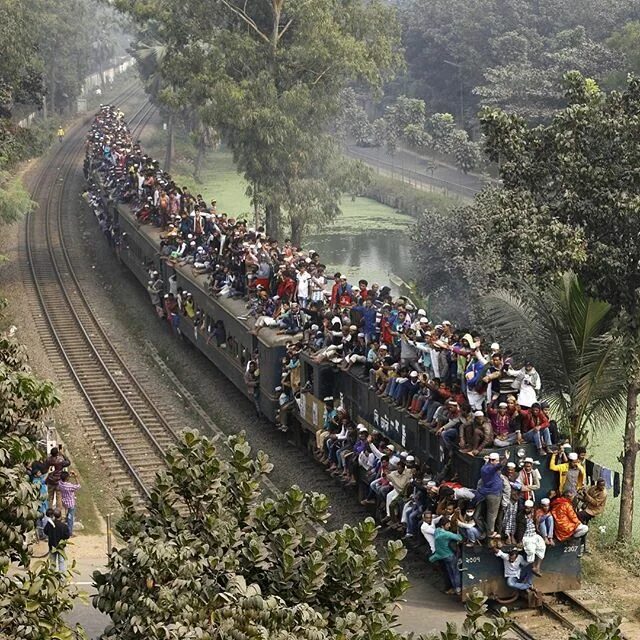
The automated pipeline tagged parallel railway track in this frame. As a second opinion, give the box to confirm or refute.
[507,590,626,640]
[26,88,167,499]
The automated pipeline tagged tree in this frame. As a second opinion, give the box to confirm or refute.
[479,72,640,540]
[0,323,85,640]
[481,273,625,446]
[93,430,410,639]
[400,0,640,122]
[115,0,403,242]
[475,27,621,120]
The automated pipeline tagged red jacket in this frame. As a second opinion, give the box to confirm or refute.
[519,409,549,432]
[277,277,296,301]
[550,496,581,541]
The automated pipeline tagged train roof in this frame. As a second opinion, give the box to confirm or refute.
[116,202,298,349]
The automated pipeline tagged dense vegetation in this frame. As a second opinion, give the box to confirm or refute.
[399,0,640,121]
[0,318,84,640]
[414,72,640,540]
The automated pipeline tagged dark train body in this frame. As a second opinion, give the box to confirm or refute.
[92,173,581,600]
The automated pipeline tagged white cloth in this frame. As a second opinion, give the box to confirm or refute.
[386,489,399,517]
[297,272,311,299]
[522,533,546,562]
[420,515,442,554]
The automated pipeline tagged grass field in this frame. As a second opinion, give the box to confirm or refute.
[144,129,415,235]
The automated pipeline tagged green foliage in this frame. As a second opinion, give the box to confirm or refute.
[570,617,624,640]
[481,273,626,445]
[401,0,640,121]
[607,21,640,79]
[0,325,83,639]
[93,430,410,639]
[116,0,403,241]
[0,172,36,225]
[363,172,456,219]
[338,92,481,173]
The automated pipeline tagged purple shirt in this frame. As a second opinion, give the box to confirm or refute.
[58,481,80,508]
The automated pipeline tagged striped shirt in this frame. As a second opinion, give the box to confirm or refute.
[58,481,80,508]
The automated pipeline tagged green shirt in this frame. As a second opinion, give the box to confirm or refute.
[429,528,462,562]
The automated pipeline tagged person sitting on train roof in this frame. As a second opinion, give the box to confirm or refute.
[520,402,552,455]
[549,489,589,548]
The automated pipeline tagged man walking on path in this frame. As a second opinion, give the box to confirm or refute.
[44,509,70,571]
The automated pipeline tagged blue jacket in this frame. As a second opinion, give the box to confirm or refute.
[477,462,504,497]
[351,305,377,334]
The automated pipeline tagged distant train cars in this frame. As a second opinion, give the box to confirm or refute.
[89,167,582,603]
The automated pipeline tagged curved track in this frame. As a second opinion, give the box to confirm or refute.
[26,90,166,499]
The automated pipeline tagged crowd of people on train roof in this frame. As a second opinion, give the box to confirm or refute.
[87,105,613,597]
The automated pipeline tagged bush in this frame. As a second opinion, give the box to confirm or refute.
[362,172,457,218]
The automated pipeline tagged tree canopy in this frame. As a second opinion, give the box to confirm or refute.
[115,0,403,241]
[93,430,410,639]
[0,323,84,640]
[400,0,640,121]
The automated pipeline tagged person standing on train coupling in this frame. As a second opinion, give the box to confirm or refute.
[494,547,536,594]
[429,516,463,595]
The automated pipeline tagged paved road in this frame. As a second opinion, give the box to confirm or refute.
[346,143,488,199]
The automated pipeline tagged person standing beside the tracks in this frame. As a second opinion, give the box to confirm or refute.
[44,509,70,572]
[58,470,81,536]
[57,126,65,142]
[43,446,70,509]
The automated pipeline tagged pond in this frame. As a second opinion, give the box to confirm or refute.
[304,198,415,291]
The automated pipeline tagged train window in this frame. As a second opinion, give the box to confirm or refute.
[302,361,313,386]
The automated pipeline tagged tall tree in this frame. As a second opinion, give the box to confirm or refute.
[479,72,640,540]
[116,0,402,241]
[0,324,85,640]
[93,430,409,639]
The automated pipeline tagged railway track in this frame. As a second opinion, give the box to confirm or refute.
[507,590,625,640]
[26,87,170,500]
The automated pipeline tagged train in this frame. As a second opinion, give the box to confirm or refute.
[88,143,582,604]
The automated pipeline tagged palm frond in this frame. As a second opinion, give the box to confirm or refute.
[482,273,625,443]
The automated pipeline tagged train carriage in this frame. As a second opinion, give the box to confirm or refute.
[89,154,585,603]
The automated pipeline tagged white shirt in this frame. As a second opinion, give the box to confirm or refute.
[496,550,528,578]
[297,271,311,299]
[420,515,442,553]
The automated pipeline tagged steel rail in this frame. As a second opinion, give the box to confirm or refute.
[25,86,168,499]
